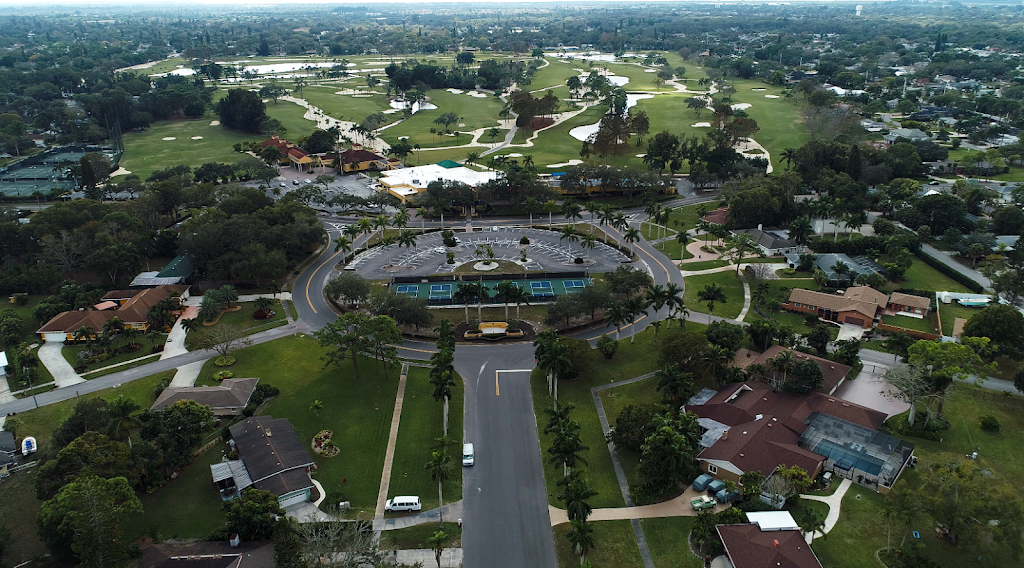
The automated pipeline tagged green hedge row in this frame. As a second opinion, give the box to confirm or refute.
[914,251,984,293]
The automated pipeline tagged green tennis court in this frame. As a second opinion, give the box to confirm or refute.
[389,277,590,305]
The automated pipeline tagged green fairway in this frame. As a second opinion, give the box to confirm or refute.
[683,271,746,320]
[264,98,318,140]
[380,88,506,147]
[523,105,610,168]
[386,366,464,511]
[409,146,490,165]
[119,117,261,180]
[300,85,394,125]
[727,79,809,165]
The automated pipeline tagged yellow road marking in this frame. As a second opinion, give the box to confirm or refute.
[495,371,500,396]
[304,249,343,314]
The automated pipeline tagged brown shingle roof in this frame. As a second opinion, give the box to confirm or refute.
[786,289,880,319]
[696,416,823,477]
[889,292,930,310]
[152,378,259,411]
[229,416,315,497]
[842,286,889,306]
[114,284,188,324]
[37,310,114,334]
[717,525,822,568]
[100,289,140,302]
[340,148,386,164]
[744,345,852,395]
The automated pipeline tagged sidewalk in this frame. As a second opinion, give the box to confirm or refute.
[37,342,85,388]
[799,478,853,543]
[549,486,731,526]
[386,548,463,567]
[377,501,464,530]
[374,363,410,528]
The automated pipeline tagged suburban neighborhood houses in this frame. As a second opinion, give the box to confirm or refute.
[2,3,1024,568]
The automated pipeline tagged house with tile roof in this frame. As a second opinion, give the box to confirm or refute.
[782,286,888,328]
[36,284,188,341]
[730,226,805,256]
[686,380,913,493]
[212,416,316,508]
[734,346,853,395]
[887,292,931,316]
[716,523,822,568]
[335,148,393,173]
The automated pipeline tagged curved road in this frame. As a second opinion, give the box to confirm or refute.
[1,195,711,568]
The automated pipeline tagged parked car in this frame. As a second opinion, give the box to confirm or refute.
[384,496,421,512]
[691,495,717,511]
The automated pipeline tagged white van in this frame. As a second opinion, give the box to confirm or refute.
[384,496,421,512]
[462,443,475,466]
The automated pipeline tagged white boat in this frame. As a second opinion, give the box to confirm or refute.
[21,436,36,456]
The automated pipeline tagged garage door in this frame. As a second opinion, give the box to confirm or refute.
[279,490,308,508]
[43,333,66,343]
[843,317,865,327]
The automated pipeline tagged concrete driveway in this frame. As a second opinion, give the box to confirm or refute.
[37,342,85,388]
[834,361,909,418]
[836,323,868,341]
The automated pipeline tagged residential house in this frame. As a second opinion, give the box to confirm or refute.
[138,541,274,568]
[212,416,316,507]
[131,255,194,287]
[717,521,822,568]
[0,431,16,475]
[887,292,931,316]
[731,226,804,256]
[883,128,930,144]
[784,70,818,84]
[36,284,189,341]
[152,378,260,416]
[783,252,883,285]
[782,286,888,328]
[686,380,913,493]
[734,345,853,395]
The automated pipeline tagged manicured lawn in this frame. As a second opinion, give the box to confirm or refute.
[205,335,400,514]
[5,294,46,344]
[381,522,462,550]
[599,377,662,427]
[185,301,287,354]
[901,261,972,293]
[380,89,505,147]
[937,301,984,336]
[679,259,730,271]
[666,203,716,233]
[653,238,688,260]
[683,271,745,320]
[553,520,643,568]
[407,145,490,166]
[386,366,464,512]
[264,98,318,140]
[641,517,704,568]
[119,117,263,180]
[523,105,610,168]
[433,304,549,327]
[300,85,394,125]
[881,314,936,334]
[728,79,810,165]
[816,385,1024,568]
[134,446,228,541]
[0,469,49,565]
[62,334,165,376]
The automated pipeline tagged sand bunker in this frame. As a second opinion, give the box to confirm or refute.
[751,88,766,91]
[547,159,583,168]
[398,136,410,140]
[636,154,646,158]
[731,103,752,111]
[352,94,373,98]
[466,91,488,98]
[645,69,657,73]
[692,122,712,128]
[382,109,400,114]
[447,88,465,94]
[506,153,523,158]
[191,136,203,140]
[109,167,132,177]
[209,120,220,126]
[162,137,176,141]
[764,94,780,99]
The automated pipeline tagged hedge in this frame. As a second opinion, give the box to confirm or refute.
[913,251,985,293]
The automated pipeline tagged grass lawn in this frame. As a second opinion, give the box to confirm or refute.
[6,294,47,344]
[553,520,643,568]
[901,261,972,293]
[386,366,463,512]
[727,79,809,163]
[264,98,318,140]
[524,105,610,168]
[62,334,165,376]
[683,271,745,320]
[815,385,1024,568]
[185,301,287,355]
[408,145,490,166]
[679,259,730,271]
[0,469,49,565]
[381,522,462,550]
[666,203,716,234]
[134,446,228,541]
[119,116,262,180]
[881,314,936,334]
[202,335,400,514]
[937,301,984,336]
[640,517,704,568]
[653,238,688,260]
[380,89,505,147]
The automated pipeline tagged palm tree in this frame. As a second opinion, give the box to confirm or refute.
[656,364,696,409]
[697,283,727,316]
[781,147,797,171]
[122,327,142,349]
[495,281,517,321]
[664,282,686,326]
[430,357,456,434]
[392,206,411,231]
[106,396,142,449]
[381,235,397,267]
[255,296,276,317]
[309,400,323,416]
[454,283,477,323]
[624,227,641,256]
[767,349,795,385]
[535,330,571,401]
[506,285,530,319]
[416,206,430,233]
[830,261,851,285]
[701,344,735,387]
[789,216,813,246]
[73,326,94,346]
[603,301,629,340]
[198,295,221,324]
[374,213,390,240]
[425,449,452,525]
[559,225,580,259]
[427,530,449,568]
[357,217,374,250]
[333,235,353,258]
[596,205,614,244]
[645,284,669,317]
[523,197,541,228]
[557,469,598,523]
[580,233,597,260]
[544,199,558,228]
[625,295,647,344]
[567,519,595,565]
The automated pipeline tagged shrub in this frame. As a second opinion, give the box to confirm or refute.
[507,319,521,332]
[442,229,458,247]
[891,416,948,440]
[782,267,796,275]
[597,334,619,360]
[154,377,171,398]
[251,384,280,405]
[519,236,530,245]
[242,403,257,417]
[213,371,234,381]
[221,426,232,441]
[574,257,584,264]
[979,414,1000,432]
[215,356,236,367]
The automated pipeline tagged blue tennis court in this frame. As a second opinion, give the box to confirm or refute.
[395,284,419,297]
[563,279,586,293]
[530,281,554,298]
[429,283,453,300]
